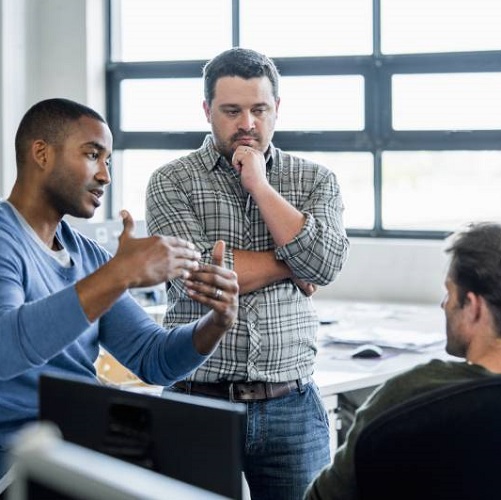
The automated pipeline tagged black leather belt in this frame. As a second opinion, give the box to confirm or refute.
[173,377,311,402]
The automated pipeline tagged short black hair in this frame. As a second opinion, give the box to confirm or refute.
[203,47,280,105]
[15,98,106,167]
[446,222,501,333]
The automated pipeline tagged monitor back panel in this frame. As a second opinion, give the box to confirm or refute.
[39,374,245,499]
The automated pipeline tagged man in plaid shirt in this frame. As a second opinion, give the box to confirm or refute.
[146,48,349,500]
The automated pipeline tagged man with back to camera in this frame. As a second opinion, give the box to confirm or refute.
[304,221,501,499]
[146,47,350,499]
[0,98,239,496]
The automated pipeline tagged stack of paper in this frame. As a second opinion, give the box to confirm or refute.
[323,326,444,351]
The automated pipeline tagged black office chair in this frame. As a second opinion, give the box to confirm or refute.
[354,376,501,500]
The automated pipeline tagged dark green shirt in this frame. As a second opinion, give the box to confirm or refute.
[304,359,493,500]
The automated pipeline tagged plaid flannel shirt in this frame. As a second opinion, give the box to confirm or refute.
[146,135,349,383]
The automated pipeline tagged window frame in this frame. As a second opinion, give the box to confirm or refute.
[106,0,501,239]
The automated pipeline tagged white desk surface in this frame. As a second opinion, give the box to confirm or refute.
[145,299,451,397]
[312,299,451,396]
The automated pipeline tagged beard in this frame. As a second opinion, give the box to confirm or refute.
[45,176,97,220]
[213,130,264,163]
[444,319,467,359]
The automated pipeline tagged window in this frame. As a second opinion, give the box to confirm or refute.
[107,0,501,238]
[392,73,501,131]
[382,151,501,231]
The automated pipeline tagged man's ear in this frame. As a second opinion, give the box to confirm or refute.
[464,291,482,323]
[31,139,49,169]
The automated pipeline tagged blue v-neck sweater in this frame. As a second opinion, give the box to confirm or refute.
[0,202,207,475]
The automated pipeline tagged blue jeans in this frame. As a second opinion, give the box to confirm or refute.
[242,382,331,500]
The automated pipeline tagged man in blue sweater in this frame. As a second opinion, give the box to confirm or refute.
[0,98,239,494]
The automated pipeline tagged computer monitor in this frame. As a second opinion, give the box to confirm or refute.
[38,374,245,499]
[8,422,228,500]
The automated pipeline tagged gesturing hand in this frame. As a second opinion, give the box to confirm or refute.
[184,240,239,329]
[114,210,201,288]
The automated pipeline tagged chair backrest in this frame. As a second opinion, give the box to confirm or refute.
[355,376,501,500]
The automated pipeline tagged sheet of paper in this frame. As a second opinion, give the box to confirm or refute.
[323,326,444,350]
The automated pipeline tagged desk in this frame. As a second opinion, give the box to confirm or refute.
[313,299,447,393]
[311,299,450,450]
[137,300,449,451]
[95,300,449,500]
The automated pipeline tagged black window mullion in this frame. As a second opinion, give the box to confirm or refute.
[371,0,383,235]
[273,132,372,152]
[386,131,501,151]
[232,0,239,46]
[114,131,207,151]
[383,51,501,74]
[105,0,501,239]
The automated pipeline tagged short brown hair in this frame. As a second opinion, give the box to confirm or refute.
[203,48,280,106]
[446,222,501,333]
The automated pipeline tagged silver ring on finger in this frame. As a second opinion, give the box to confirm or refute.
[214,288,223,300]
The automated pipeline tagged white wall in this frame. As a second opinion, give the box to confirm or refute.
[317,237,448,305]
[0,0,448,305]
[0,0,106,198]
[23,0,106,111]
[0,0,28,197]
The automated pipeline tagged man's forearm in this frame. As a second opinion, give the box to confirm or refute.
[75,258,130,323]
[250,183,306,248]
[233,249,292,294]
[192,312,229,355]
